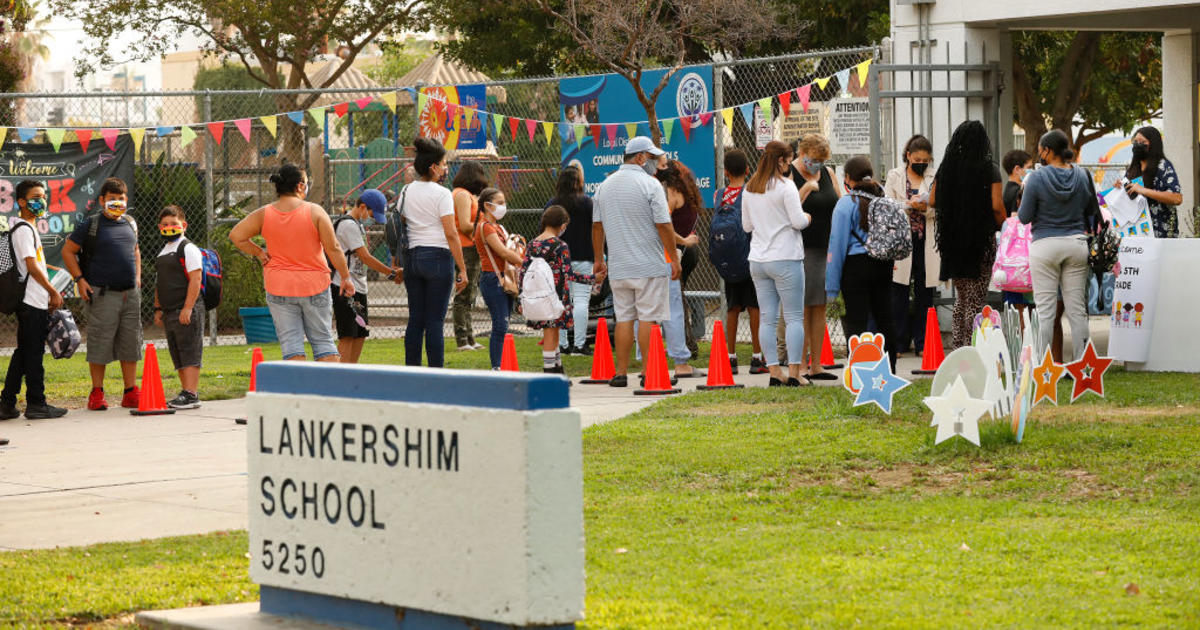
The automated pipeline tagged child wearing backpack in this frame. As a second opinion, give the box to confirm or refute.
[710,149,766,375]
[520,205,593,374]
[153,206,205,409]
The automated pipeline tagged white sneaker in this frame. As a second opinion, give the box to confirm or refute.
[457,344,477,352]
[470,343,486,351]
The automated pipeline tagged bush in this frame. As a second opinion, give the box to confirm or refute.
[215,235,266,329]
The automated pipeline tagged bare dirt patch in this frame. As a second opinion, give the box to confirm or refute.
[1033,405,1199,425]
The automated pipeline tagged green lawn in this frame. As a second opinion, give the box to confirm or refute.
[4,370,1199,628]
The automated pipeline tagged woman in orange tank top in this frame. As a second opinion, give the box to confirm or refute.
[229,164,353,362]
[450,161,488,351]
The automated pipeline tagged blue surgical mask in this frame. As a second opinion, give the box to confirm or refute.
[26,198,46,217]
[804,157,824,175]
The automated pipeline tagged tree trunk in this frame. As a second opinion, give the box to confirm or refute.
[1011,52,1046,154]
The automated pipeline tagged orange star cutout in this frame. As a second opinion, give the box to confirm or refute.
[1032,347,1065,407]
[1064,340,1114,403]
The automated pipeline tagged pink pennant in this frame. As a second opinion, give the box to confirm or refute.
[333,102,350,118]
[207,121,225,145]
[100,128,120,150]
[234,118,252,142]
[780,91,792,117]
[590,124,601,146]
[699,112,713,127]
[354,97,372,111]
[525,118,537,142]
[605,124,617,145]
[75,129,93,153]
[680,116,692,142]
[509,117,520,141]
[446,103,459,122]
[797,85,812,114]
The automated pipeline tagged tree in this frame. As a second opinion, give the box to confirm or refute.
[53,0,423,160]
[1011,32,1161,153]
[531,0,797,145]
[364,38,436,86]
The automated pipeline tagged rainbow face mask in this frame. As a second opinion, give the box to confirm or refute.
[160,225,184,240]
[104,200,127,219]
[26,198,47,218]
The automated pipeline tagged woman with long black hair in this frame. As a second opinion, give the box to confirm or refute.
[931,120,1006,349]
[1123,126,1183,238]
[547,165,594,354]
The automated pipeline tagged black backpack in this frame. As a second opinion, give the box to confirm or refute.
[327,214,356,279]
[707,187,751,283]
[0,221,34,315]
[385,185,411,269]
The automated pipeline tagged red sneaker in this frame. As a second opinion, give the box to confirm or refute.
[121,386,140,409]
[87,388,107,411]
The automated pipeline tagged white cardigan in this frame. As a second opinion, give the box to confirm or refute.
[883,165,940,288]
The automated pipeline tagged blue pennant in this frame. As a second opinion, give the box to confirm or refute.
[835,68,852,93]
[286,111,305,125]
[16,127,36,142]
[155,126,174,137]
[739,103,755,129]
[850,355,910,415]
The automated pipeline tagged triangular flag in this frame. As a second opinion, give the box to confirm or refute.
[835,68,851,94]
[661,118,675,144]
[235,118,252,142]
[721,108,734,131]
[286,111,304,125]
[16,128,35,142]
[680,117,691,142]
[380,91,397,112]
[624,123,638,139]
[699,112,713,127]
[308,107,326,132]
[758,98,773,125]
[45,127,65,152]
[493,114,505,140]
[100,128,120,150]
[417,91,428,114]
[815,76,832,90]
[525,118,537,142]
[605,124,618,145]
[739,103,754,128]
[129,128,145,155]
[0,128,8,150]
[574,123,586,144]
[780,91,792,117]
[856,60,872,89]
[354,96,372,111]
[155,125,174,137]
[542,121,555,146]
[558,122,571,141]
[510,117,520,141]
[446,103,460,126]
[797,84,812,113]
[180,126,196,148]
[260,115,278,138]
[74,129,93,153]
[462,107,475,131]
[590,124,602,146]
[207,121,225,145]
[333,102,350,118]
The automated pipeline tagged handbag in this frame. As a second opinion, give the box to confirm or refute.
[479,220,519,296]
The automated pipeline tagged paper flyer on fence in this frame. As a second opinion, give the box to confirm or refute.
[1109,237,1161,363]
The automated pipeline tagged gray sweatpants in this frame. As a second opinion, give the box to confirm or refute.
[1029,235,1089,361]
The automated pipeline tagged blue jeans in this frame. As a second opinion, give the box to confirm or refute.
[661,277,691,362]
[404,247,455,367]
[750,260,806,367]
[560,260,593,351]
[265,290,338,360]
[478,271,512,369]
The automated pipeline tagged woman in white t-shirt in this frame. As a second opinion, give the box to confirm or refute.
[399,137,468,368]
[742,140,812,387]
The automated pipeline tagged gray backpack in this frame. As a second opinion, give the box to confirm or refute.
[47,309,81,359]
[849,191,913,262]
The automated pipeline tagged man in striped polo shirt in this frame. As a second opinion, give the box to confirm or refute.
[592,136,681,388]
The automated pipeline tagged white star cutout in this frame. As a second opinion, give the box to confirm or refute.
[925,376,992,447]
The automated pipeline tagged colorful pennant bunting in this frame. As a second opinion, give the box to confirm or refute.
[354,97,372,111]
[45,127,64,152]
[509,117,520,141]
[542,121,555,146]
[493,114,505,140]
[739,103,754,128]
[590,124,602,147]
[780,91,792,117]
[605,124,617,145]
[380,92,396,112]
[100,128,120,150]
[815,76,832,91]
[856,60,872,88]
[180,126,196,148]
[155,126,174,137]
[758,97,773,125]
[74,129,92,153]
[260,115,278,138]
[835,69,851,94]
[721,108,734,131]
[624,123,638,139]
[797,85,812,113]
[129,128,145,155]
[680,117,691,142]
[235,118,252,142]
[207,121,225,145]
[525,118,537,142]
[286,111,304,125]
[333,102,350,118]
[308,108,326,132]
[16,128,35,143]
[661,118,675,143]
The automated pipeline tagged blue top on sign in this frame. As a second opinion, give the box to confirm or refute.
[255,363,570,410]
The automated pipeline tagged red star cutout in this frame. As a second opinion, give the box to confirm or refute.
[1064,340,1113,403]
[1031,346,1065,407]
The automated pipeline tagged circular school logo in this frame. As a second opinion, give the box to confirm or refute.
[676,73,708,118]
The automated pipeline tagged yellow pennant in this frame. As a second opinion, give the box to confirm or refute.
[260,115,278,138]
[380,91,397,113]
[815,77,831,90]
[0,127,7,150]
[129,128,146,154]
[856,60,872,88]
[721,108,734,131]
[624,123,638,139]
[542,121,555,146]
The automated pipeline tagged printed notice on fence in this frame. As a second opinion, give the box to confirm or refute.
[827,98,870,155]
[779,103,825,144]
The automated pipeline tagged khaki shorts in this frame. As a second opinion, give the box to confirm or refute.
[610,276,670,323]
[86,288,143,364]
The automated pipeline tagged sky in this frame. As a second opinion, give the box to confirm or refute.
[36,14,207,91]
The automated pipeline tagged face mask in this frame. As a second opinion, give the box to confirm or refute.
[910,162,930,177]
[1131,142,1149,159]
[804,158,824,175]
[641,161,658,176]
[1020,170,1030,184]
[25,198,46,217]
[104,200,127,218]
[489,203,508,220]
[361,216,375,226]
[160,226,184,240]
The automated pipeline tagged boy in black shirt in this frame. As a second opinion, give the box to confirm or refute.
[153,205,205,409]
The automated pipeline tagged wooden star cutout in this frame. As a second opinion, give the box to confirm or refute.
[1031,346,1065,407]
[1064,340,1114,403]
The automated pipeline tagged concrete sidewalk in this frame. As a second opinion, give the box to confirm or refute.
[0,354,927,551]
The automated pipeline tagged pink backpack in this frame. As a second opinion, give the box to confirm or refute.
[992,217,1032,292]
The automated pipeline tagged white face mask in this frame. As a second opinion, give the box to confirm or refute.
[489,203,507,220]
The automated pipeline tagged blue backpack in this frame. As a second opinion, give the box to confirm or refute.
[177,238,223,311]
[708,187,751,283]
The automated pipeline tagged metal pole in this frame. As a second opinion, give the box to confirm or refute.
[869,64,881,174]
[203,91,217,346]
[714,63,725,195]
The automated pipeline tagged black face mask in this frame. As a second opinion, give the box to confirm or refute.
[910,162,930,177]
[1131,143,1149,160]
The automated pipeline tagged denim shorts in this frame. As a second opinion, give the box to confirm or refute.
[266,290,339,360]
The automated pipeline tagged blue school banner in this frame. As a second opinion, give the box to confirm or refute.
[558,66,715,207]
[418,84,487,150]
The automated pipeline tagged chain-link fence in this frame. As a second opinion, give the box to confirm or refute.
[0,46,879,353]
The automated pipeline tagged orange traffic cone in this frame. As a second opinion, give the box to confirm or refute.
[635,325,681,396]
[913,307,945,375]
[500,333,520,372]
[698,320,743,390]
[131,343,176,416]
[820,325,843,369]
[581,317,615,384]
[248,347,264,392]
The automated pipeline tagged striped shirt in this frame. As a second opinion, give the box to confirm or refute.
[593,164,671,280]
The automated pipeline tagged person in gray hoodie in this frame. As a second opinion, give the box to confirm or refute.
[1018,129,1095,361]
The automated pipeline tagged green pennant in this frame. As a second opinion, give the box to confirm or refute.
[661,118,675,144]
[493,114,505,140]
[45,127,65,152]
[758,97,774,124]
[308,107,326,132]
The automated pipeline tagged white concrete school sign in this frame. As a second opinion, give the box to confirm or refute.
[246,363,583,629]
